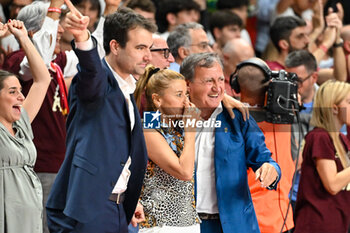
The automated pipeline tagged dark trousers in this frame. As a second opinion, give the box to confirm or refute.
[200,219,223,233]
[47,200,128,233]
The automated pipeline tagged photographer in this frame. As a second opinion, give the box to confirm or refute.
[232,58,295,233]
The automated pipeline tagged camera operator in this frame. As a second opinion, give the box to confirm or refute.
[232,58,295,233]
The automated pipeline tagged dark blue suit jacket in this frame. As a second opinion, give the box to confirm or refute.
[213,108,281,233]
[46,39,148,224]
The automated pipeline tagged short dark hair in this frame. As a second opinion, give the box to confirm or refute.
[270,16,306,52]
[103,7,157,55]
[71,0,101,16]
[216,0,249,9]
[285,50,317,73]
[126,0,156,13]
[209,10,242,40]
[156,0,201,33]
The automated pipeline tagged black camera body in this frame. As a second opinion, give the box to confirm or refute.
[265,70,298,124]
[230,59,299,124]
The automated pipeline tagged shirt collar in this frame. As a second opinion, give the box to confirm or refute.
[105,59,136,95]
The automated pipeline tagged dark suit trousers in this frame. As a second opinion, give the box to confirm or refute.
[46,200,128,233]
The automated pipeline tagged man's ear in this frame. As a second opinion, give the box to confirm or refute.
[178,46,189,60]
[213,27,221,41]
[166,13,177,26]
[110,40,119,55]
[278,39,289,51]
[311,71,318,84]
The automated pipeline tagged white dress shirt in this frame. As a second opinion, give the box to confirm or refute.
[195,104,223,214]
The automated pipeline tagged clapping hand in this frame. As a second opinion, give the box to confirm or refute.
[64,0,90,42]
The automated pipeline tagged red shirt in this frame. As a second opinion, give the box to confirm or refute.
[266,61,285,71]
[294,128,350,233]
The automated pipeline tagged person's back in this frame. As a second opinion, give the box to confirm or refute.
[233,58,295,232]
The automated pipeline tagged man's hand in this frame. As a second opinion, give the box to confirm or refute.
[64,0,90,42]
[255,163,279,188]
[131,202,145,227]
[222,93,249,121]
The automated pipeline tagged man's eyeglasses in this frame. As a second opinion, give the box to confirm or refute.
[190,42,211,50]
[296,73,313,86]
[150,48,170,59]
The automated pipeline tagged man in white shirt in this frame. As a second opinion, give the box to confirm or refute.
[180,52,281,233]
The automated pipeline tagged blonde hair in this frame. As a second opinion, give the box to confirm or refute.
[311,80,350,168]
[134,65,185,111]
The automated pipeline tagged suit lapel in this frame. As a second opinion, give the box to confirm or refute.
[102,58,131,127]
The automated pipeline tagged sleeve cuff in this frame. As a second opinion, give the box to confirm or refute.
[75,31,93,51]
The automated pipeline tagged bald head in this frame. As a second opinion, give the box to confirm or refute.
[222,38,255,77]
[236,58,269,106]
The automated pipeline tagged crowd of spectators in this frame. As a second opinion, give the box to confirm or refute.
[1,0,350,232]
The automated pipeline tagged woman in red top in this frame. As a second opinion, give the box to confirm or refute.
[294,80,350,233]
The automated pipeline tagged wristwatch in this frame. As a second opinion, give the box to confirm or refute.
[333,39,344,48]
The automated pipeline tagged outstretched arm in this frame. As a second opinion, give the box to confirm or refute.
[8,20,51,122]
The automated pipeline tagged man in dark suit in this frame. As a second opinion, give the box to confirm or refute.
[46,3,156,232]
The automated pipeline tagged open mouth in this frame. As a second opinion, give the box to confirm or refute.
[13,105,21,113]
[208,94,219,98]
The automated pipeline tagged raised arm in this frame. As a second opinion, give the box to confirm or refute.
[330,5,347,82]
[8,20,51,122]
[19,0,65,82]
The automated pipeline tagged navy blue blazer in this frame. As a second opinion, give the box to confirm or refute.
[46,39,148,224]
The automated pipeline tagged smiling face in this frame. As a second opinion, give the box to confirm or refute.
[0,76,25,128]
[114,26,153,79]
[188,62,225,119]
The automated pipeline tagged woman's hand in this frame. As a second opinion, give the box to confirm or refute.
[7,20,28,42]
[182,97,201,132]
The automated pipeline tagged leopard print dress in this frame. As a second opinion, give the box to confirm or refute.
[139,125,200,229]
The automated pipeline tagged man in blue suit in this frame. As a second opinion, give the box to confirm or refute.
[46,5,157,233]
[180,53,281,233]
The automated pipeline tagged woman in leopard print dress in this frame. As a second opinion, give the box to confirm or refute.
[134,65,201,233]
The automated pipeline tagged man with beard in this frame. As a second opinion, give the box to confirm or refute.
[267,16,310,70]
[267,15,339,71]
